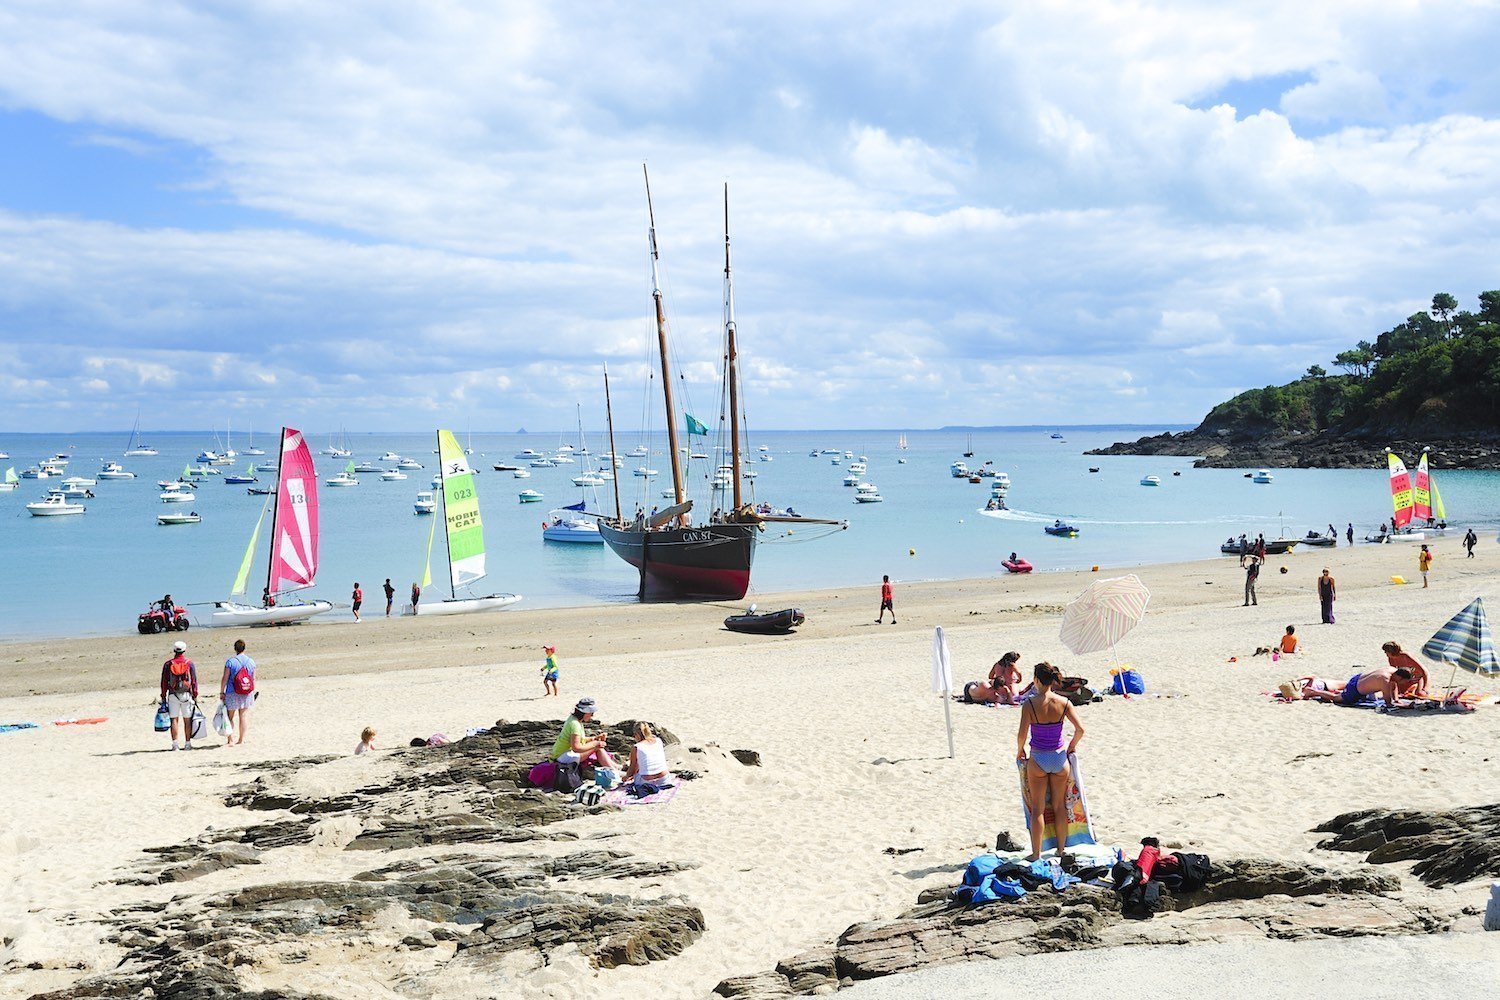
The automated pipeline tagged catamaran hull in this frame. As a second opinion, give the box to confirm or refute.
[412,594,522,616]
[208,601,334,627]
[598,522,757,600]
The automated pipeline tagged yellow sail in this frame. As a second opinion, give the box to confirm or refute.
[420,512,435,589]
[231,502,269,595]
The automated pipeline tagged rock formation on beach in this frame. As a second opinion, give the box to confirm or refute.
[714,804,1497,999]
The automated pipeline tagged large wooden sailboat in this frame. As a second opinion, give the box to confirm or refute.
[599,171,843,600]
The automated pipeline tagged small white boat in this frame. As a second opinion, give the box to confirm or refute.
[413,490,436,515]
[530,458,556,468]
[56,484,93,498]
[629,445,648,457]
[514,449,543,460]
[45,454,69,468]
[542,512,604,544]
[157,512,201,525]
[412,594,523,617]
[255,461,280,472]
[196,450,222,464]
[160,489,195,503]
[855,482,878,494]
[353,461,382,473]
[551,454,575,464]
[0,468,17,491]
[209,600,335,627]
[897,457,907,464]
[380,469,408,481]
[97,462,135,480]
[20,468,46,479]
[1140,475,1161,486]
[397,457,423,470]
[690,452,710,460]
[843,474,860,487]
[742,469,758,479]
[519,489,544,502]
[380,451,402,462]
[854,491,883,503]
[849,462,867,475]
[634,467,658,477]
[759,453,773,462]
[325,472,359,487]
[758,445,769,452]
[185,465,216,477]
[124,446,156,457]
[27,494,84,516]
[572,473,606,486]
[62,475,96,488]
[513,469,531,479]
[1252,469,1274,484]
[430,473,442,488]
[829,456,841,465]
[660,488,677,498]
[950,462,969,478]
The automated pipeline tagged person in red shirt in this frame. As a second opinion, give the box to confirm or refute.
[351,582,363,622]
[158,640,199,751]
[876,574,896,624]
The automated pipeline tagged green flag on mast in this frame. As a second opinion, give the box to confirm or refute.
[685,413,709,436]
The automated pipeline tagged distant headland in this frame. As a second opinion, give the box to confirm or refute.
[1090,289,1500,469]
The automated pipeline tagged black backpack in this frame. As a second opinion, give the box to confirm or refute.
[1057,676,1095,706]
[552,760,583,794]
[1162,852,1212,892]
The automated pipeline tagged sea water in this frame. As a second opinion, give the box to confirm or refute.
[1,427,1494,639]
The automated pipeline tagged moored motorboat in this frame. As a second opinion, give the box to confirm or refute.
[98,461,136,480]
[27,494,85,516]
[1140,475,1161,486]
[157,512,201,525]
[1001,556,1033,573]
[542,508,603,543]
[519,489,544,502]
[160,489,195,503]
[397,457,423,470]
[1251,469,1274,483]
[380,469,408,481]
[723,607,805,634]
[1045,522,1080,537]
[413,490,436,514]
[1219,538,1298,555]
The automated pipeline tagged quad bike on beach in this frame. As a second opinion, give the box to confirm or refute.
[137,603,190,633]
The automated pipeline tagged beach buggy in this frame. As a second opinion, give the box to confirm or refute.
[137,601,190,633]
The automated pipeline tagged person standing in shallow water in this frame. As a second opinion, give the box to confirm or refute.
[383,578,395,616]
[876,574,896,624]
[1317,568,1336,624]
[1346,523,1354,546]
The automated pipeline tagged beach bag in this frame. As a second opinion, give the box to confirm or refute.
[593,767,618,790]
[1162,853,1212,892]
[212,702,232,737]
[574,784,604,806]
[230,659,255,695]
[1058,676,1095,706]
[552,760,583,794]
[153,701,171,733]
[189,704,207,742]
[1111,669,1145,696]
[1121,879,1161,918]
[527,761,557,788]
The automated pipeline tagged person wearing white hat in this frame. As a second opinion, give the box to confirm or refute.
[158,640,199,750]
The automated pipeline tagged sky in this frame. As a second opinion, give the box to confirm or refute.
[2,0,1499,433]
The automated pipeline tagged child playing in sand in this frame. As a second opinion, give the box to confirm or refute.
[1280,626,1297,654]
[541,645,560,697]
[355,726,376,755]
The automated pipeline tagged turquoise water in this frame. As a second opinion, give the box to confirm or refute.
[1,428,1494,639]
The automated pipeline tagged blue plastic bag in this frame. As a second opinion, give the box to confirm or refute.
[153,701,171,733]
[593,767,618,789]
[1111,670,1145,695]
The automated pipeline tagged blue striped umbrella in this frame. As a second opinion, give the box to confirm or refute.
[1422,597,1499,679]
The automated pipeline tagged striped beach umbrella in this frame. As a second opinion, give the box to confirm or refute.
[1059,574,1152,656]
[1422,598,1499,681]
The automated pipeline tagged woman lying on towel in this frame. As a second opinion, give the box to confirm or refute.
[962,652,1023,705]
[1301,664,1413,705]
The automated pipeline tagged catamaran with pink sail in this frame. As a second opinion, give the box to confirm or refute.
[208,427,334,626]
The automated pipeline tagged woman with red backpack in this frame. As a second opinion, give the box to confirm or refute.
[219,638,257,746]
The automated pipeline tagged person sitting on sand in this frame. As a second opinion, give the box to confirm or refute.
[1280,626,1298,654]
[1017,662,1085,861]
[622,721,672,790]
[551,697,616,770]
[355,726,376,755]
[990,651,1022,704]
[1302,664,1414,706]
[1382,641,1429,698]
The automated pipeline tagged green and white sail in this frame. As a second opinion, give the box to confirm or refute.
[231,502,270,596]
[437,429,485,590]
[3,467,16,485]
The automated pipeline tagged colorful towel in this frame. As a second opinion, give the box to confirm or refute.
[603,783,679,807]
[1,722,39,734]
[1017,754,1096,853]
[53,717,108,726]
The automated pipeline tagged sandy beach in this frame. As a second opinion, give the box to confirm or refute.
[2,538,1497,999]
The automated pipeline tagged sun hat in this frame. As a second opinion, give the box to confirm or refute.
[173,641,187,653]
[544,645,556,653]
[574,697,597,716]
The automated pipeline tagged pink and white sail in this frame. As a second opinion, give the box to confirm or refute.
[269,427,320,593]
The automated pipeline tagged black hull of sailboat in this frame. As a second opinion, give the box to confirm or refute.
[598,521,757,600]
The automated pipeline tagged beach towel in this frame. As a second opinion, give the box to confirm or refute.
[52,717,108,726]
[1017,754,1096,853]
[0,722,38,734]
[603,783,679,807]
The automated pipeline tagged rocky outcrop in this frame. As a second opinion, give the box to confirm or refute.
[1086,430,1500,470]
[714,855,1439,998]
[1314,803,1500,887]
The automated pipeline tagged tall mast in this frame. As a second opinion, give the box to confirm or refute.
[644,164,687,522]
[440,429,456,601]
[264,426,284,604]
[724,183,743,512]
[604,364,623,520]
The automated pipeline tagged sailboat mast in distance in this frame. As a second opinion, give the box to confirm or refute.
[724,183,743,512]
[644,165,687,522]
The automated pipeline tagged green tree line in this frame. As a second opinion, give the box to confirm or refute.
[1197,290,1500,438]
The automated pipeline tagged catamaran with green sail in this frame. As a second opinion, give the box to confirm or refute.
[409,429,522,616]
[208,427,334,626]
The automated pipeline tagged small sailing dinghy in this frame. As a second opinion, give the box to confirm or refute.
[208,427,334,626]
[409,430,521,616]
[723,605,805,635]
